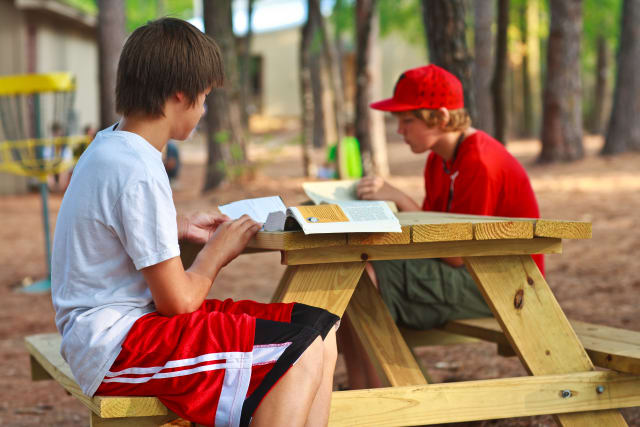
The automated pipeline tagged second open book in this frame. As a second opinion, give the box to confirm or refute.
[218,180,401,234]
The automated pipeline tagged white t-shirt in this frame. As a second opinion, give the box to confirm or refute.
[51,126,180,396]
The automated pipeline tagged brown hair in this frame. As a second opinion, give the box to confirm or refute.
[412,108,471,132]
[116,18,224,117]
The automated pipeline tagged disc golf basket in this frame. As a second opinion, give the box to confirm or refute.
[0,73,89,293]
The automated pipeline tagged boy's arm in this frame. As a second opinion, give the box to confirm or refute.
[142,215,261,316]
[357,176,421,211]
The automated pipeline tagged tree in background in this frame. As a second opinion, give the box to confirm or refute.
[97,0,126,129]
[300,0,317,177]
[202,0,248,191]
[602,0,640,154]
[309,0,348,178]
[355,0,389,177]
[583,0,620,135]
[238,0,256,128]
[421,0,477,124]
[473,0,494,135]
[491,0,509,144]
[539,0,584,162]
[518,0,541,138]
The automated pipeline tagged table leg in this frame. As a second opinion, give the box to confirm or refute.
[272,262,366,317]
[346,273,428,387]
[464,255,627,426]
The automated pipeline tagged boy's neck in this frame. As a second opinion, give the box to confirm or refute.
[432,127,476,161]
[117,115,171,152]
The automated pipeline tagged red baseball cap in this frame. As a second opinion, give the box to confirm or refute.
[370,64,464,112]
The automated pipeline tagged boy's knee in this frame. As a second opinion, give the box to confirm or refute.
[323,328,338,366]
[295,336,325,381]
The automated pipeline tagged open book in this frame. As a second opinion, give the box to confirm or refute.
[302,179,398,213]
[219,196,401,234]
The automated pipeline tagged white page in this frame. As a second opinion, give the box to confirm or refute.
[218,196,286,223]
[288,201,401,234]
[302,180,358,204]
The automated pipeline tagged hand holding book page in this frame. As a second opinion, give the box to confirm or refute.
[302,179,399,213]
[217,196,286,223]
[219,196,401,235]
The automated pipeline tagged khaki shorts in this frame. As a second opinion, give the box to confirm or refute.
[372,258,492,330]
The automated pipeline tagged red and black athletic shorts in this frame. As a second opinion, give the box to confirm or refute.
[95,298,339,427]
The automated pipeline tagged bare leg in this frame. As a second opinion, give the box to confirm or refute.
[337,263,384,389]
[304,326,338,427]
[251,336,324,427]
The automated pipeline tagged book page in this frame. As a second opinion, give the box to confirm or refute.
[218,196,286,223]
[302,180,358,204]
[288,201,401,234]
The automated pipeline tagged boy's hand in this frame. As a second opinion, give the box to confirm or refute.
[178,212,231,244]
[357,176,394,201]
[205,215,262,268]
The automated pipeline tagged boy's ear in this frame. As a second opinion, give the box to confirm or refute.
[438,107,450,129]
[174,92,187,103]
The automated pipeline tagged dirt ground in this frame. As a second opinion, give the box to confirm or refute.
[1,131,639,426]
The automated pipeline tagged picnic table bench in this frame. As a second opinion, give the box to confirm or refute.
[26,211,640,426]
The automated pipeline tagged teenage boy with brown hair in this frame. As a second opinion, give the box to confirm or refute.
[340,64,543,389]
[51,18,338,427]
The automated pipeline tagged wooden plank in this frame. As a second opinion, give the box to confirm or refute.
[328,371,640,426]
[282,238,562,265]
[250,231,347,250]
[473,221,534,240]
[30,354,53,381]
[398,211,591,240]
[426,318,640,375]
[274,262,365,316]
[90,412,181,427]
[399,327,480,348]
[347,226,411,246]
[412,222,474,242]
[346,274,428,386]
[464,255,626,426]
[535,219,592,239]
[25,334,168,418]
[270,265,298,303]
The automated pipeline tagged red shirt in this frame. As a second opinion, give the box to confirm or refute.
[422,131,544,274]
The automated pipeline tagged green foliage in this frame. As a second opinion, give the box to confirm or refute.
[214,130,230,145]
[60,0,97,15]
[61,0,194,33]
[330,0,424,47]
[125,0,193,32]
[378,0,424,46]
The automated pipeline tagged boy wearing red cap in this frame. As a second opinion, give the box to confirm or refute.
[341,64,542,388]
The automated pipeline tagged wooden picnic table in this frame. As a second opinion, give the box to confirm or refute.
[234,211,639,426]
[25,211,640,426]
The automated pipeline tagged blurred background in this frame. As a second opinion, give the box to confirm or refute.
[1,1,639,425]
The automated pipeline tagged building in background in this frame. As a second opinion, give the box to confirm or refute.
[0,0,99,194]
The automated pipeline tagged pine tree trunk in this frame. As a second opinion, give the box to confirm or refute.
[473,0,494,135]
[520,2,533,137]
[539,0,584,162]
[602,0,640,154]
[310,54,326,149]
[355,0,386,177]
[300,3,315,177]
[309,0,347,178]
[421,0,477,123]
[203,0,246,190]
[526,0,542,137]
[368,13,389,177]
[590,35,609,134]
[97,0,125,129]
[491,0,509,144]
[238,0,255,128]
